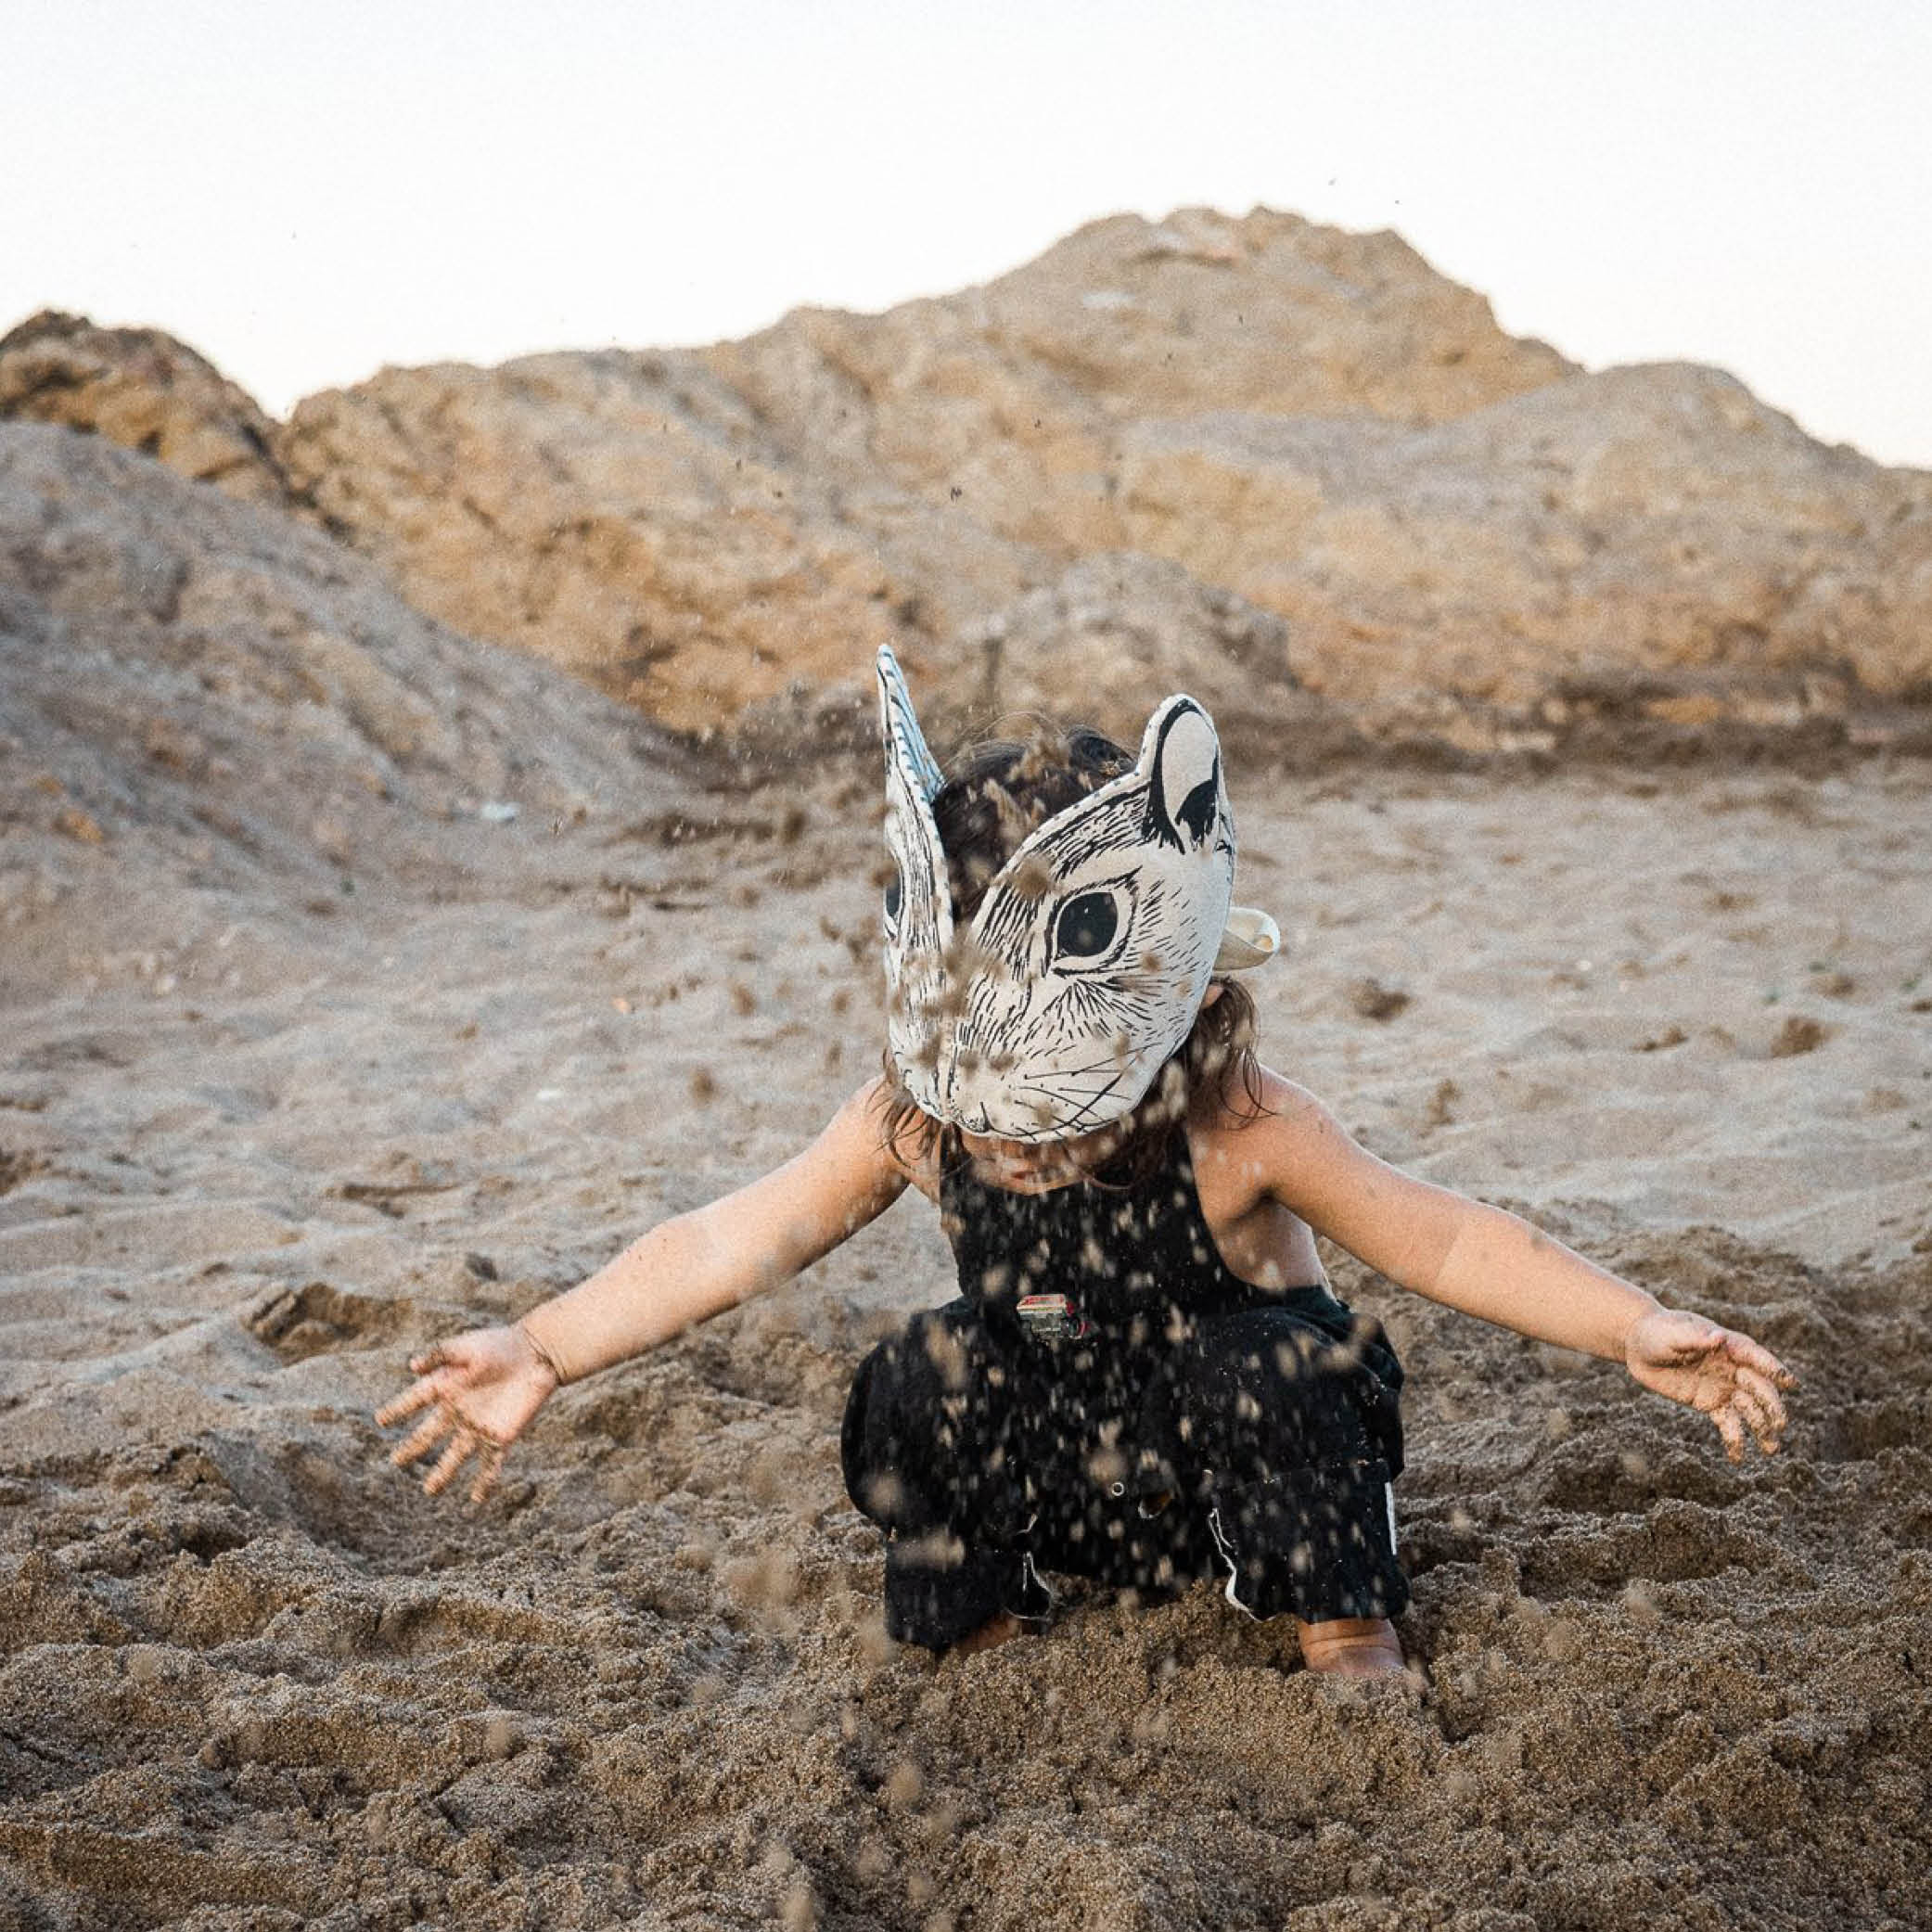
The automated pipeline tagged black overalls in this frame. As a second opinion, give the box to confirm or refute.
[840,1128,1409,1650]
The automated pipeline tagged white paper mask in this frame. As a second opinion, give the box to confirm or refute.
[877,646,1251,1143]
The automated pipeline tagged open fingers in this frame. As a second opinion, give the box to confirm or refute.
[1734,1364,1789,1441]
[423,1430,480,1498]
[1724,1329,1798,1389]
[375,1376,445,1429]
[1731,1383,1785,1452]
[467,1442,507,1507]
[389,1408,453,1468]
[1711,1402,1746,1465]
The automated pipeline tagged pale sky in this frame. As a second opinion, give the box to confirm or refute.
[6,0,1930,467]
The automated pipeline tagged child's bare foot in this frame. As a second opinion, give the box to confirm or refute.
[949,1611,1036,1657]
[1296,1616,1407,1677]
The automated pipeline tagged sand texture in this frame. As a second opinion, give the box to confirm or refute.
[5,665,1931,1928]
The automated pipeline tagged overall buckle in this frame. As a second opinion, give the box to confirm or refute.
[1017,1293,1090,1341]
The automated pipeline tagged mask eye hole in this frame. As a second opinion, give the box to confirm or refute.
[884,869,903,925]
[1053,889,1120,962]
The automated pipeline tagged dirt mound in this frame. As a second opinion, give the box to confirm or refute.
[4,728,1928,1926]
[272,208,1932,749]
[0,421,703,998]
[12,212,1931,761]
[0,311,293,507]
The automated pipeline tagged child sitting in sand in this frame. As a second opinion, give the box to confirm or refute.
[378,648,1796,1676]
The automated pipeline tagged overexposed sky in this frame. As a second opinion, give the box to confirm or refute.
[6,0,1930,467]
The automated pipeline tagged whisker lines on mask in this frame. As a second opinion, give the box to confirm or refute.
[1016,1065,1133,1127]
[1010,1052,1137,1085]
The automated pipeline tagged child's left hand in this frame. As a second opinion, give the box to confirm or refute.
[1624,1308,1798,1461]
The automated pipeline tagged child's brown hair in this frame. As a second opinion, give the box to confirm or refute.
[876,723,1269,1182]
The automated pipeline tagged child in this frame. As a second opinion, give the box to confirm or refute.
[378,648,1796,1677]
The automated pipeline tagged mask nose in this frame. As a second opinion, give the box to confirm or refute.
[940,1062,992,1135]
[938,1043,996,1133]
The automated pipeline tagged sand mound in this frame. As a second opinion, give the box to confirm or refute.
[2,1231,1927,1929]
[0,421,706,1005]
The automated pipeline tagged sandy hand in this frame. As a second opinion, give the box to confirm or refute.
[375,1324,560,1503]
[1625,1308,1798,1462]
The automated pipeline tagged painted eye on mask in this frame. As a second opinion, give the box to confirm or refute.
[1050,884,1132,969]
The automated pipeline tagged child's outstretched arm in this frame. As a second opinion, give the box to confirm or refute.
[1240,1072,1797,1461]
[377,1079,908,1501]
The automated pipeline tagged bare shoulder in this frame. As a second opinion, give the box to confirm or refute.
[1190,1066,1340,1161]
[1247,1066,1337,1126]
[759,1077,913,1222]
[1187,1067,1375,1216]
[819,1077,914,1185]
[695,1078,911,1282]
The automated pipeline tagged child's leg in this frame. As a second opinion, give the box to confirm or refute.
[1158,1309,1410,1657]
[840,1301,1053,1651]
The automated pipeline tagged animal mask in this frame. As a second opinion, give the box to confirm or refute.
[877,646,1271,1143]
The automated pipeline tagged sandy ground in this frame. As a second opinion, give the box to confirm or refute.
[3,760,1931,1930]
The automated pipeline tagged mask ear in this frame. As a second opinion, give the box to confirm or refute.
[876,648,955,1119]
[876,646,944,807]
[1143,699,1222,851]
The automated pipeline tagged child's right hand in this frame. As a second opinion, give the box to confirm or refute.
[375,1324,561,1503]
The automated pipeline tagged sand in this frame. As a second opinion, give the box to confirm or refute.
[3,758,1931,1930]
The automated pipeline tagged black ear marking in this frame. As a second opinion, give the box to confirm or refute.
[1175,771,1218,842]
[1145,702,1222,850]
